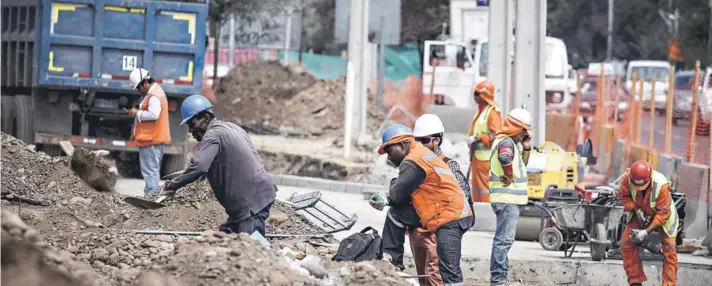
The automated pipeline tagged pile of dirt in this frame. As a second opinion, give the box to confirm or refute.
[214,59,386,137]
[214,60,316,130]
[70,147,118,193]
[1,209,107,286]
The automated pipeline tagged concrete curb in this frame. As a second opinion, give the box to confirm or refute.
[404,255,712,285]
[270,174,386,194]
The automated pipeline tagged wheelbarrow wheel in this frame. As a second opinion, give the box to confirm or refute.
[539,227,564,251]
[590,223,607,261]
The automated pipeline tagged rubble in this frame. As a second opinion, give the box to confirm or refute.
[1,132,411,285]
[70,147,118,193]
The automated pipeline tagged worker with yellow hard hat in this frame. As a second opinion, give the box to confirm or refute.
[468,80,502,203]
[618,160,679,286]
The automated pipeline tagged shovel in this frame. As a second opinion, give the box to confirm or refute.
[123,170,185,209]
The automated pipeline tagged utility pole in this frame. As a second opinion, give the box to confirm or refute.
[606,0,614,61]
[344,0,368,158]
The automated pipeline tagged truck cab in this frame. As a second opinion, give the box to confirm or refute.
[423,36,572,109]
[1,0,208,175]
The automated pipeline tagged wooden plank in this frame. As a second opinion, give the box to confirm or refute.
[58,141,75,156]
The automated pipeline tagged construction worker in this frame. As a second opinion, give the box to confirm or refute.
[618,161,679,286]
[468,80,502,203]
[162,95,277,236]
[128,68,171,197]
[488,108,532,286]
[375,123,473,285]
[411,114,472,286]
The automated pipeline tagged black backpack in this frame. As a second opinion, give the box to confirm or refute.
[332,227,383,262]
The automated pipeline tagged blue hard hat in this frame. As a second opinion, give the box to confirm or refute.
[381,124,412,144]
[180,94,213,125]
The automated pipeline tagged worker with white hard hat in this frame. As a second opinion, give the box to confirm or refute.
[488,108,533,286]
[371,123,473,285]
[412,114,473,286]
[128,67,171,197]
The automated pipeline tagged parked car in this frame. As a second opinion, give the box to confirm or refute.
[578,77,629,121]
[673,70,712,135]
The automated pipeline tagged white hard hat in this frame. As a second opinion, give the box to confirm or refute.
[413,114,446,137]
[129,68,150,89]
[508,108,533,130]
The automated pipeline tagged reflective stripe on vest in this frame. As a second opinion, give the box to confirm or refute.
[488,136,528,205]
[473,105,496,161]
[626,170,679,237]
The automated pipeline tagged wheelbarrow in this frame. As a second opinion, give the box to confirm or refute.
[538,203,624,261]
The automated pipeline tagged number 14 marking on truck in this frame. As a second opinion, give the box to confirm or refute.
[122,56,137,71]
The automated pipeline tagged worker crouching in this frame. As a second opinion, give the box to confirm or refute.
[161,95,277,236]
[618,161,679,286]
[488,108,533,285]
[376,123,473,285]
[468,80,502,203]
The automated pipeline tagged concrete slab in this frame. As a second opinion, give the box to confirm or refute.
[678,163,711,239]
[611,139,626,179]
[658,154,684,191]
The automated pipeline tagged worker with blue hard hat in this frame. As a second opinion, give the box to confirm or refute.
[161,94,277,236]
[372,123,473,285]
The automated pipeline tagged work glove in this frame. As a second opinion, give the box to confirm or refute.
[499,176,513,187]
[635,209,648,223]
[369,192,387,211]
[161,181,179,197]
[631,229,648,242]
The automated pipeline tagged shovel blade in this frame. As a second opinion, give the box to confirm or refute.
[123,197,166,209]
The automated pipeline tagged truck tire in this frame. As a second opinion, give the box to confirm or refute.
[13,95,34,144]
[1,95,16,134]
[162,154,187,176]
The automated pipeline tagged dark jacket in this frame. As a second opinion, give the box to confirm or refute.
[169,119,276,222]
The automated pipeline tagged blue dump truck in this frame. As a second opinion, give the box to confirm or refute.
[1,0,207,175]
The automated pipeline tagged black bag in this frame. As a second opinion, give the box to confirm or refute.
[332,227,383,262]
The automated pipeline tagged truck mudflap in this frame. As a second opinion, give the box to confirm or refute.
[34,132,184,155]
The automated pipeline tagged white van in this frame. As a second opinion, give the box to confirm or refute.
[422,36,571,108]
[625,60,670,111]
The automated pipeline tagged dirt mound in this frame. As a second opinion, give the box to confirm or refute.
[1,209,108,286]
[214,60,386,137]
[71,147,118,193]
[214,60,316,129]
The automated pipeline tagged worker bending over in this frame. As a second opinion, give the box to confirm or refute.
[376,123,473,285]
[162,95,277,236]
[488,108,532,285]
[468,80,502,203]
[128,68,171,197]
[618,161,679,286]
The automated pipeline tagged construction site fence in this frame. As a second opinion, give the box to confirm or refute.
[545,62,712,239]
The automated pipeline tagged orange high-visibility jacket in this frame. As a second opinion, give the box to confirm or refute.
[132,84,171,146]
[405,141,472,232]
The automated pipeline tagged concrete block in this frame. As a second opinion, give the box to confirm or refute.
[658,154,684,191]
[678,163,711,239]
[270,174,283,185]
[330,181,347,193]
[678,265,712,285]
[595,142,612,174]
[510,259,578,284]
[344,182,364,194]
[280,175,297,187]
[295,176,333,191]
[575,262,661,285]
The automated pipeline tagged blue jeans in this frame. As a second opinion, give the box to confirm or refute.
[436,217,470,286]
[219,202,273,236]
[139,144,164,196]
[490,203,520,284]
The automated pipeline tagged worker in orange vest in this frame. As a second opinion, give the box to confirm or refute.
[468,80,502,202]
[618,161,679,286]
[375,123,473,285]
[128,68,171,197]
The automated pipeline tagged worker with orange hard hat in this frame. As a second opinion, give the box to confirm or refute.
[617,160,679,286]
[468,80,502,203]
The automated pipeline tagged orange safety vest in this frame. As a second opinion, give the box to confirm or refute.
[406,140,472,232]
[132,84,171,146]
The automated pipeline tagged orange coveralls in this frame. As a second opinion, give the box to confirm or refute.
[618,173,678,286]
[468,103,502,203]
[408,228,443,286]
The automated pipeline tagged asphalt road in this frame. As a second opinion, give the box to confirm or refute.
[639,112,710,164]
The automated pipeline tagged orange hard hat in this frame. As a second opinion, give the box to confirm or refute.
[473,80,497,107]
[629,160,653,191]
